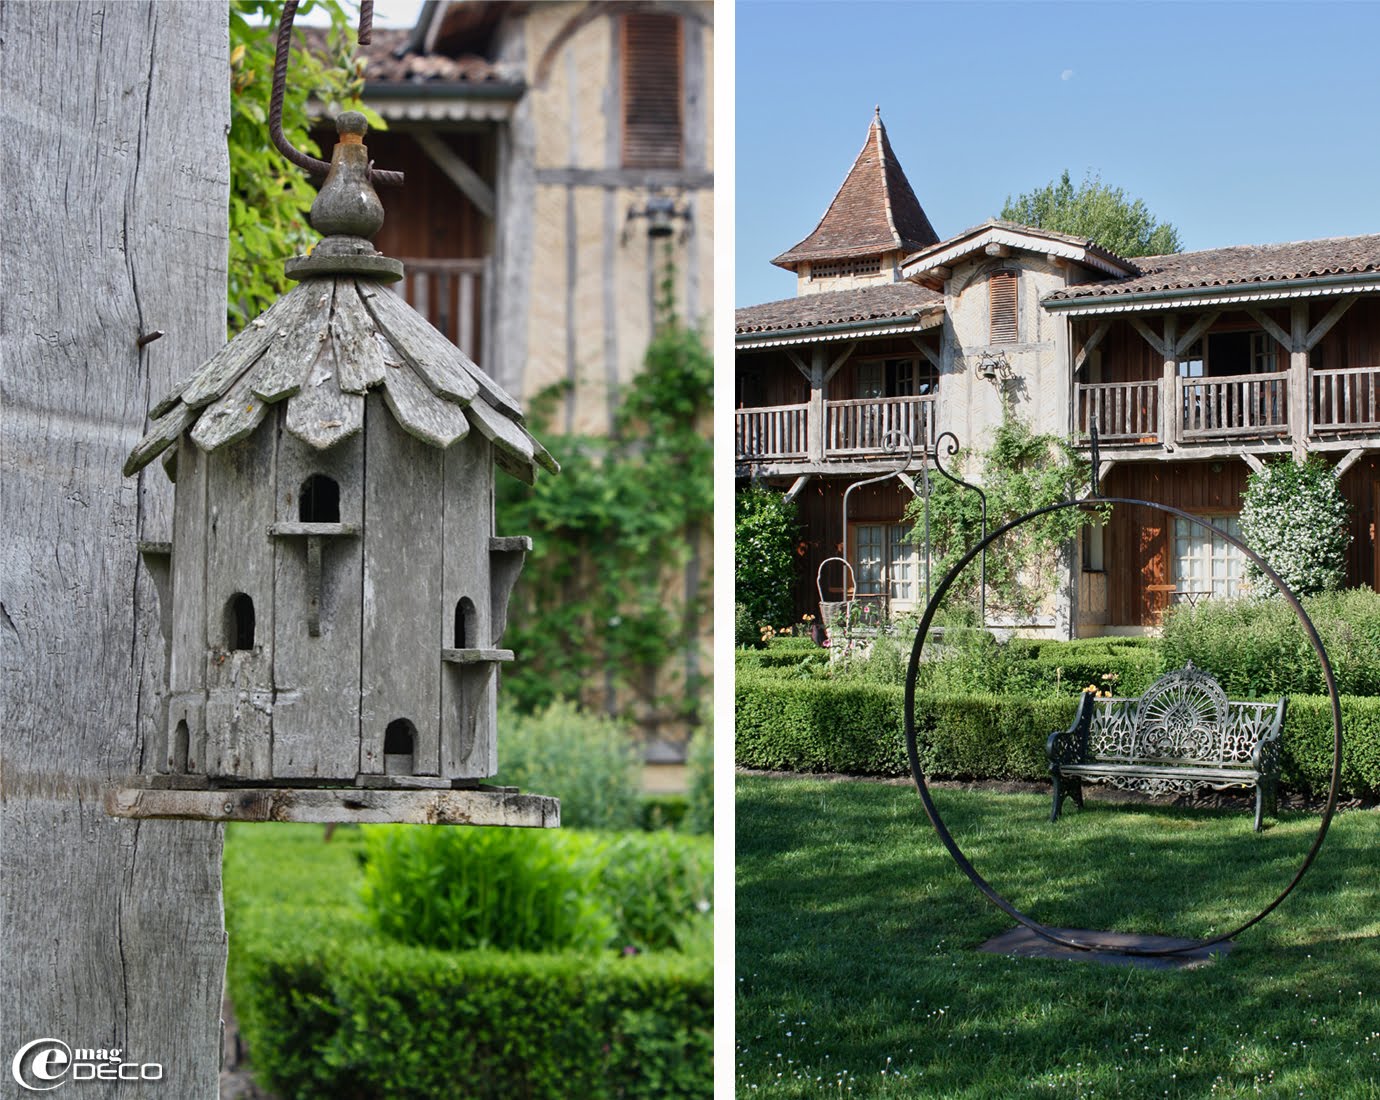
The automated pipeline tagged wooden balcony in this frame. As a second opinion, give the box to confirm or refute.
[395,257,486,362]
[1311,366,1380,433]
[1077,367,1380,449]
[736,395,936,466]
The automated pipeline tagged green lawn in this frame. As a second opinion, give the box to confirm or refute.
[736,776,1380,1098]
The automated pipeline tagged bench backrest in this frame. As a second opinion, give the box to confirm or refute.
[1087,662,1282,768]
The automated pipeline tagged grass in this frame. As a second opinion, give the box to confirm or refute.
[736,776,1380,1098]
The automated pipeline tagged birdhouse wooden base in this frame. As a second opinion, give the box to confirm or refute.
[105,781,559,827]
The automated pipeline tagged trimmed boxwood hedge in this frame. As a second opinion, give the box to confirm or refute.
[225,826,711,1100]
[233,930,712,1100]
[736,667,1380,798]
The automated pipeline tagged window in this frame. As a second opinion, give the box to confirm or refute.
[1173,515,1244,600]
[854,358,936,399]
[852,524,924,611]
[1178,331,1277,378]
[988,270,1018,344]
[621,13,682,169]
[1082,517,1105,573]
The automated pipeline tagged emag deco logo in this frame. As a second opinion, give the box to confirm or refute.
[11,1039,163,1090]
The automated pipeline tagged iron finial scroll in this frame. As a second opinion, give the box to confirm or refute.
[269,0,404,187]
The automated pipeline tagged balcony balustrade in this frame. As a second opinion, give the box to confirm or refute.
[1076,367,1380,447]
[735,395,935,463]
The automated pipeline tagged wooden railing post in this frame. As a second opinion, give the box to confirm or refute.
[808,348,826,463]
[1291,303,1310,458]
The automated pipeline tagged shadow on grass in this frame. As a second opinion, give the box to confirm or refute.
[736,775,1380,1099]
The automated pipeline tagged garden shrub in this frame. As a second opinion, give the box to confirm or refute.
[362,826,613,953]
[493,699,641,830]
[361,825,712,955]
[1161,588,1380,697]
[735,486,799,633]
[639,794,690,831]
[1239,454,1350,596]
[225,826,711,1100]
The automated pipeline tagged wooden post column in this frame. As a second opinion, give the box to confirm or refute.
[1291,302,1311,459]
[1,4,228,1093]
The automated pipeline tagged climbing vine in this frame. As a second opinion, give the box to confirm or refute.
[734,486,800,641]
[496,258,713,733]
[227,1,379,333]
[904,411,1103,620]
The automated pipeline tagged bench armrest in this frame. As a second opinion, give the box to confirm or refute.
[1048,692,1096,767]
[1251,696,1288,774]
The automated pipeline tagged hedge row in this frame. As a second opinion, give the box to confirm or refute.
[225,827,711,1100]
[736,669,1380,798]
[233,930,712,1100]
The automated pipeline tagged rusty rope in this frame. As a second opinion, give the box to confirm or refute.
[268,0,403,186]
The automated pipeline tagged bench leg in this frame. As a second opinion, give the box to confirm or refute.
[1254,779,1278,832]
[1050,774,1083,822]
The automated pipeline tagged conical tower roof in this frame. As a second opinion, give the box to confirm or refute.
[125,114,556,487]
[773,108,939,270]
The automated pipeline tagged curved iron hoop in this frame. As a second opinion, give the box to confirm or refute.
[929,431,988,627]
[904,496,1343,957]
[270,0,405,186]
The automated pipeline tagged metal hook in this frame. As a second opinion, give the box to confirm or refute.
[269,0,404,186]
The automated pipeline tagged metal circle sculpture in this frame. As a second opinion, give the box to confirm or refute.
[904,496,1344,957]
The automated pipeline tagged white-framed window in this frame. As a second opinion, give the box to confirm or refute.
[851,523,923,610]
[1173,514,1244,599]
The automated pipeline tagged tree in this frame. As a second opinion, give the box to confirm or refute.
[1000,169,1182,258]
[735,486,800,639]
[228,1,377,333]
[1240,456,1351,597]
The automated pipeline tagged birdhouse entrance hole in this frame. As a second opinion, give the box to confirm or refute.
[225,593,256,651]
[172,719,190,773]
[454,598,477,649]
[384,719,417,776]
[299,474,341,523]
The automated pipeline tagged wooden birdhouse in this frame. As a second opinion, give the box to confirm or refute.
[116,115,559,824]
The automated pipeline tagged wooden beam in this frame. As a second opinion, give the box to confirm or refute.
[824,341,857,383]
[1334,447,1369,479]
[106,784,561,827]
[1074,320,1111,373]
[1129,316,1169,359]
[984,243,1011,258]
[1046,253,1069,268]
[1290,303,1309,459]
[414,131,497,220]
[786,349,811,382]
[1098,459,1115,486]
[1245,307,1293,353]
[1241,453,1266,473]
[1174,311,1222,357]
[1305,295,1356,350]
[910,337,942,371]
[783,474,812,503]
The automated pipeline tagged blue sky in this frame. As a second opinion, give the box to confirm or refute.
[736,1,1380,307]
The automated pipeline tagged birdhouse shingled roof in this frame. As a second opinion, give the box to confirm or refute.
[124,274,558,486]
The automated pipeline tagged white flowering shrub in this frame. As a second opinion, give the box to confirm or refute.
[1240,456,1350,597]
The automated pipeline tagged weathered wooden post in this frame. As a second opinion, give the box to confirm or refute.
[1,3,230,1094]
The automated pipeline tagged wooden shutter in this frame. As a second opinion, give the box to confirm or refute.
[989,270,1018,344]
[622,13,682,170]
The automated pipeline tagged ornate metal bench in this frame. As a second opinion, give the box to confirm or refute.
[1047,662,1286,831]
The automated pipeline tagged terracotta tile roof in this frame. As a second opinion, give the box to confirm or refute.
[1045,233,1380,303]
[301,27,522,88]
[736,282,943,337]
[772,110,939,270]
